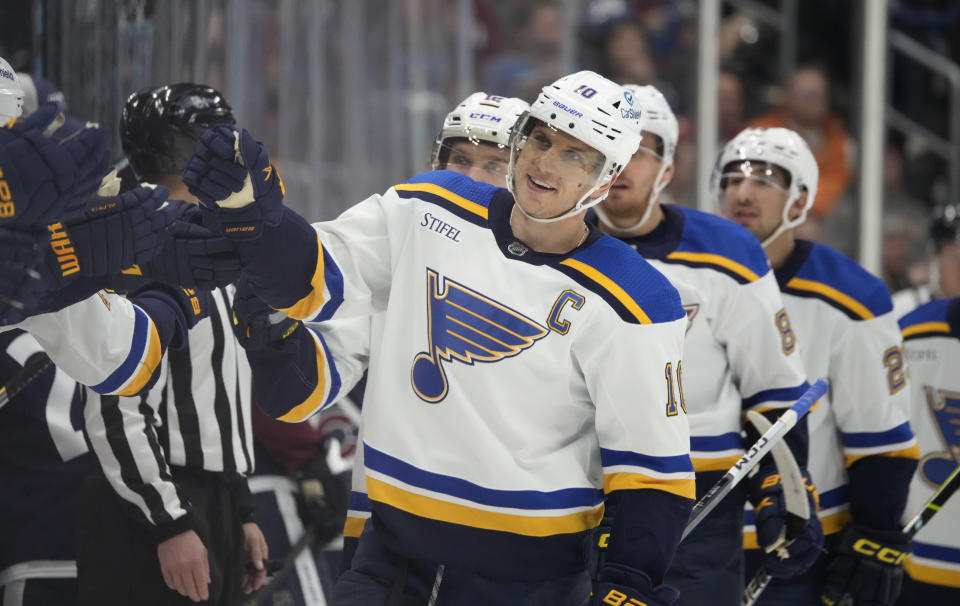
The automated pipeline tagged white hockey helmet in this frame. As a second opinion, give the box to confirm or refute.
[594,83,678,234]
[711,127,819,247]
[431,92,529,169]
[507,70,644,222]
[0,57,24,124]
[624,84,678,165]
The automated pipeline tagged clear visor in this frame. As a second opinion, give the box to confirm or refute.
[634,132,664,161]
[510,115,606,180]
[718,160,791,193]
[432,138,510,178]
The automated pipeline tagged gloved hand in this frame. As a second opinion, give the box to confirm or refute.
[230,276,299,350]
[820,522,909,606]
[183,125,285,240]
[116,204,242,290]
[0,102,111,229]
[0,228,47,325]
[592,565,679,606]
[295,437,352,547]
[41,185,186,286]
[749,464,824,579]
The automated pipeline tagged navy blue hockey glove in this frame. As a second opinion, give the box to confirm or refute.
[230,277,299,350]
[820,522,908,606]
[749,465,824,579]
[295,436,352,547]
[41,185,187,286]
[0,102,110,229]
[592,565,679,606]
[117,205,242,290]
[0,228,47,324]
[183,125,285,240]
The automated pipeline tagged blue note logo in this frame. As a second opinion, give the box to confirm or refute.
[411,269,548,403]
[919,387,960,488]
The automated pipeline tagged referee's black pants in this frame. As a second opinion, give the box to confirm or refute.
[76,468,246,606]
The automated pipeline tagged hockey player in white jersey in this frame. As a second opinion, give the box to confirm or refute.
[185,71,694,606]
[591,85,818,605]
[897,297,960,605]
[716,127,919,605]
[334,91,530,568]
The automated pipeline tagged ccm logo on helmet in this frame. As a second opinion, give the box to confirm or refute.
[0,167,14,218]
[468,112,502,123]
[852,539,907,565]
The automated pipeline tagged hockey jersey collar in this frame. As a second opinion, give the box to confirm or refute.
[584,204,686,259]
[488,191,603,266]
[773,239,815,289]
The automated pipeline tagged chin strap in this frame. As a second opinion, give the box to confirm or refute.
[594,163,672,235]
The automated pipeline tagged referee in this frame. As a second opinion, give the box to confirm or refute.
[76,84,267,606]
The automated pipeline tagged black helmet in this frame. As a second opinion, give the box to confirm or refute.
[930,203,960,253]
[120,83,235,182]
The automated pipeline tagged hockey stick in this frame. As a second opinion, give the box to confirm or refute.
[742,455,960,606]
[0,351,52,410]
[243,524,317,606]
[682,379,827,540]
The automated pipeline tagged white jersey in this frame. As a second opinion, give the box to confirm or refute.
[12,291,163,396]
[613,204,809,475]
[744,240,918,547]
[899,297,960,588]
[271,170,694,580]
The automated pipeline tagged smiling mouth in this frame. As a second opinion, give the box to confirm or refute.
[527,175,555,193]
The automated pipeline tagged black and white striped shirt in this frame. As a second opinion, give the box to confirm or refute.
[83,287,254,538]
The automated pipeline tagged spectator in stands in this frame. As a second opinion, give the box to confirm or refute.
[483,0,563,100]
[749,65,854,240]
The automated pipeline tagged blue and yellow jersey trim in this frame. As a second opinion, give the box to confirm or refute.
[394,170,497,227]
[364,443,608,537]
[690,433,744,472]
[905,541,960,588]
[665,206,770,284]
[781,242,893,321]
[90,305,163,396]
[741,382,812,412]
[343,490,371,538]
[555,236,684,325]
[276,326,343,422]
[841,421,920,466]
[279,235,344,322]
[600,448,696,499]
[899,297,958,341]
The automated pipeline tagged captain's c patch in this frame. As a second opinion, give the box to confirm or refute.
[411,268,548,403]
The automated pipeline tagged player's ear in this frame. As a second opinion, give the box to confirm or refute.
[787,190,807,220]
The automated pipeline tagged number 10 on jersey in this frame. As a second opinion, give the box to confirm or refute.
[665,361,687,417]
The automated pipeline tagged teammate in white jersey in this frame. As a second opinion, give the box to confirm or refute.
[185,71,694,606]
[335,91,530,568]
[897,297,960,605]
[592,85,817,605]
[716,127,919,605]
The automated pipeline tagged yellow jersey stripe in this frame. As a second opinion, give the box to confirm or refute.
[745,510,850,549]
[786,277,875,320]
[666,251,761,283]
[279,233,327,320]
[343,516,367,538]
[845,444,921,467]
[394,183,489,219]
[277,330,328,422]
[691,455,743,472]
[905,557,960,588]
[559,259,652,324]
[366,477,604,537]
[750,400,822,415]
[115,321,163,397]
[603,472,696,499]
[902,321,951,339]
